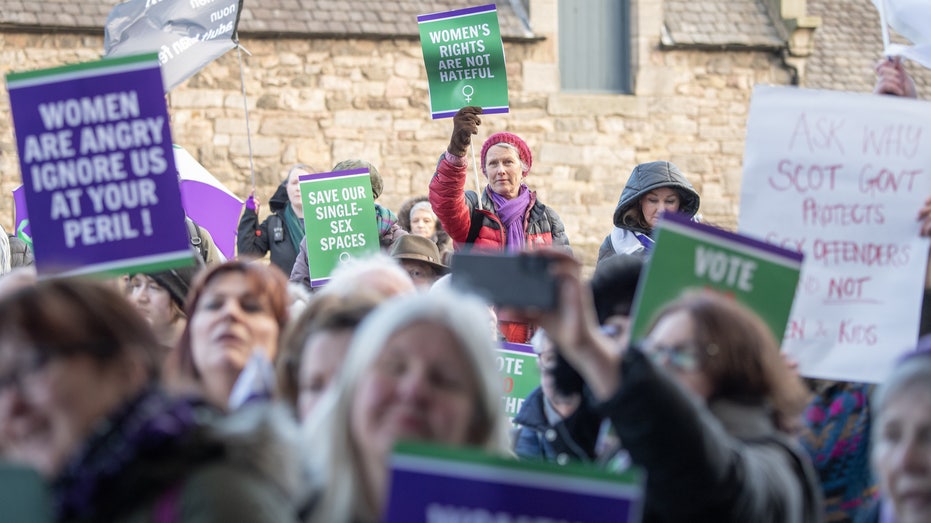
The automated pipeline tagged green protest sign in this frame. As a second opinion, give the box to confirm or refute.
[417,4,508,119]
[299,168,379,287]
[497,342,540,421]
[630,214,803,344]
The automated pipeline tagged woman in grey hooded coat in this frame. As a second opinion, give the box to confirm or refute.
[598,161,701,261]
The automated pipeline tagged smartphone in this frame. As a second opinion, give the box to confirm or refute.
[450,252,557,309]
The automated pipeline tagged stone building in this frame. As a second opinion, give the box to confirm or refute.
[0,0,926,268]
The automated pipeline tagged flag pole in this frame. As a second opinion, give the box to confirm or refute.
[236,43,257,190]
[469,141,483,211]
[878,0,891,54]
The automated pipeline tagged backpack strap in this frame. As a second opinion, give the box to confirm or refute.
[184,219,208,262]
[465,209,485,244]
[465,192,485,245]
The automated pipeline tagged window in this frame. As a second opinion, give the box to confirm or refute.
[558,0,632,94]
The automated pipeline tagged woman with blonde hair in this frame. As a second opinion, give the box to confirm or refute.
[299,289,511,523]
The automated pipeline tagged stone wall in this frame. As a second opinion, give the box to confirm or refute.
[0,1,795,270]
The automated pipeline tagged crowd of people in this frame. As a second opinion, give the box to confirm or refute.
[1,60,931,523]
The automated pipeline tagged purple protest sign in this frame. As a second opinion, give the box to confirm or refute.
[11,185,30,246]
[383,443,643,523]
[6,53,193,277]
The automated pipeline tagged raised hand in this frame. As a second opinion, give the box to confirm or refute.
[447,106,483,157]
[874,57,918,98]
[245,191,259,214]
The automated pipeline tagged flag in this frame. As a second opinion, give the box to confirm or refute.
[173,145,243,260]
[873,0,931,68]
[11,185,31,248]
[103,0,244,91]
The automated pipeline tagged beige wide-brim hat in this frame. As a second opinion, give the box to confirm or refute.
[389,235,449,275]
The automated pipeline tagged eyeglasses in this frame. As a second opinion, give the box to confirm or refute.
[642,340,715,372]
[0,352,50,394]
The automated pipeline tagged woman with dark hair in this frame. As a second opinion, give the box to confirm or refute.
[128,260,204,352]
[598,161,700,261]
[173,259,291,410]
[0,278,300,522]
[517,251,822,522]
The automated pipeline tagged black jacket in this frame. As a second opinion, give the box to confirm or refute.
[594,349,824,523]
[237,182,300,276]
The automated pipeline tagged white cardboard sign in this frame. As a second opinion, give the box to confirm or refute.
[739,85,931,382]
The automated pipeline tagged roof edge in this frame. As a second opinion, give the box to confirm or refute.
[0,25,543,43]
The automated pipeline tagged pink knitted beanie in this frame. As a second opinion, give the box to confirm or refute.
[479,132,532,178]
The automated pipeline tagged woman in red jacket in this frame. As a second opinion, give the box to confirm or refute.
[428,106,570,253]
[429,107,570,343]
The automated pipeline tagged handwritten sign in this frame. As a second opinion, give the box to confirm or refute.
[739,85,931,382]
[417,4,509,119]
[6,53,193,277]
[384,442,644,523]
[300,168,380,287]
[629,214,803,344]
[497,342,540,422]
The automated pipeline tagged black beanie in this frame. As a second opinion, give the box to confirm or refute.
[147,260,204,310]
[590,254,644,325]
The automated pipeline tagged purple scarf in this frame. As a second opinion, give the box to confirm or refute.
[53,387,212,522]
[489,184,531,252]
